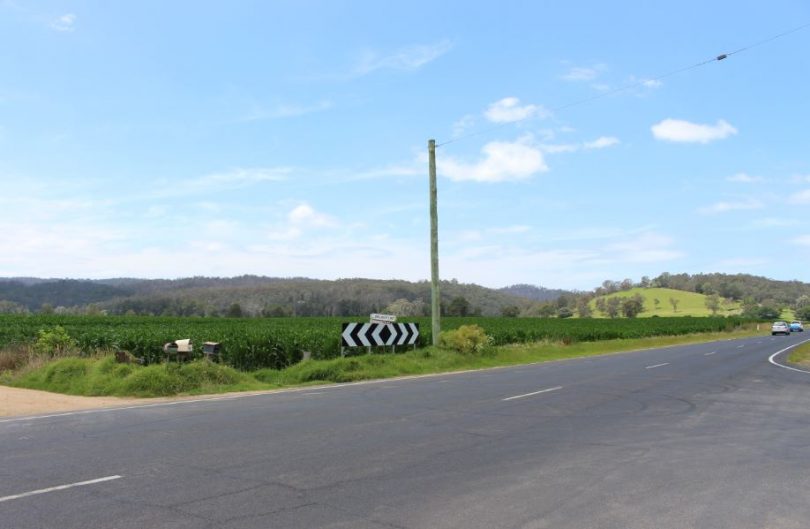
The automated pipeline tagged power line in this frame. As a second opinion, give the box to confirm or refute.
[437,21,810,148]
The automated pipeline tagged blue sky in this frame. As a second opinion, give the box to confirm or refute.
[1,1,809,290]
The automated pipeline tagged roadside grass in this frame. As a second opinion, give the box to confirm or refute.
[2,324,766,398]
[788,340,810,368]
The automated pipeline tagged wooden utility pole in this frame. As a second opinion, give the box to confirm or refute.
[428,139,440,346]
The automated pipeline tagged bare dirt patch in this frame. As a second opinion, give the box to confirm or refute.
[0,385,151,417]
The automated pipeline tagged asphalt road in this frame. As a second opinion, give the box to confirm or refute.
[2,333,810,529]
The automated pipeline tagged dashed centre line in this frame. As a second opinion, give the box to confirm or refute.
[0,476,122,503]
[704,351,717,356]
[502,386,562,401]
[645,363,670,370]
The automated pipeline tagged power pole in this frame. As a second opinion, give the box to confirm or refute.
[428,139,440,346]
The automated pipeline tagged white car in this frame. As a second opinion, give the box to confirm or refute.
[772,321,790,336]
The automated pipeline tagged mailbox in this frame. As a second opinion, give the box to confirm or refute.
[203,342,221,361]
[164,339,193,362]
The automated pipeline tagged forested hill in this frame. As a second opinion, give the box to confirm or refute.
[498,284,575,302]
[647,272,810,306]
[0,276,565,317]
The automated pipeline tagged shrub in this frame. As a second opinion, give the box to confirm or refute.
[439,325,493,354]
[34,326,76,356]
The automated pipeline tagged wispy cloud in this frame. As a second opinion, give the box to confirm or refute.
[50,13,76,32]
[452,114,476,138]
[153,167,291,198]
[726,172,763,183]
[439,136,547,183]
[604,232,683,263]
[583,136,620,149]
[791,235,810,246]
[750,217,798,228]
[484,97,548,123]
[241,100,332,122]
[561,64,605,82]
[540,136,620,153]
[267,203,338,240]
[698,199,763,214]
[788,189,810,204]
[651,118,738,144]
[354,39,453,76]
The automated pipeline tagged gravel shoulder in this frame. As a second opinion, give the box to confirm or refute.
[0,385,158,417]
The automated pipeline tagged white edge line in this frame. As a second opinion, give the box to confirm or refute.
[0,335,766,424]
[0,475,122,503]
[502,386,562,402]
[645,362,670,369]
[768,338,810,374]
[704,351,716,356]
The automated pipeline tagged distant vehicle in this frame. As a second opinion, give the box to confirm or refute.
[772,321,791,335]
[790,321,804,332]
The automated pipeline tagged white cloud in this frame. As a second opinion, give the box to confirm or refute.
[651,118,738,144]
[484,97,547,123]
[698,199,763,214]
[791,235,810,246]
[641,79,662,88]
[267,203,337,241]
[354,39,453,75]
[288,203,336,228]
[788,189,810,204]
[540,136,619,153]
[584,136,620,149]
[561,65,604,81]
[50,13,76,32]
[726,172,763,183]
[439,137,548,183]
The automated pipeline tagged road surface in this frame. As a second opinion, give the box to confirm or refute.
[2,334,810,528]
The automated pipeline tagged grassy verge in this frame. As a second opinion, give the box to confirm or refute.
[788,341,810,368]
[2,326,765,398]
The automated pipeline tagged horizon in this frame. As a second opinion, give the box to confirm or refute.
[2,2,809,290]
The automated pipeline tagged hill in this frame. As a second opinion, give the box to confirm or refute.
[590,288,743,318]
[0,276,564,317]
[498,284,574,302]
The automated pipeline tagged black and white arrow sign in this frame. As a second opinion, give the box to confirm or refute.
[342,322,420,347]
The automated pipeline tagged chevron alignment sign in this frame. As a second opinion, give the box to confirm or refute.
[341,322,420,347]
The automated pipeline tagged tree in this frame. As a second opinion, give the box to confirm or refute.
[594,297,607,317]
[385,298,425,317]
[669,297,680,313]
[447,296,471,317]
[226,302,244,318]
[537,303,556,318]
[501,305,521,318]
[796,305,810,321]
[557,307,574,318]
[620,278,634,291]
[621,295,644,318]
[704,294,721,316]
[576,298,593,318]
[653,298,661,311]
[606,297,622,318]
[640,276,651,288]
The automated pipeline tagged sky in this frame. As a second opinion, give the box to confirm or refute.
[1,1,809,290]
